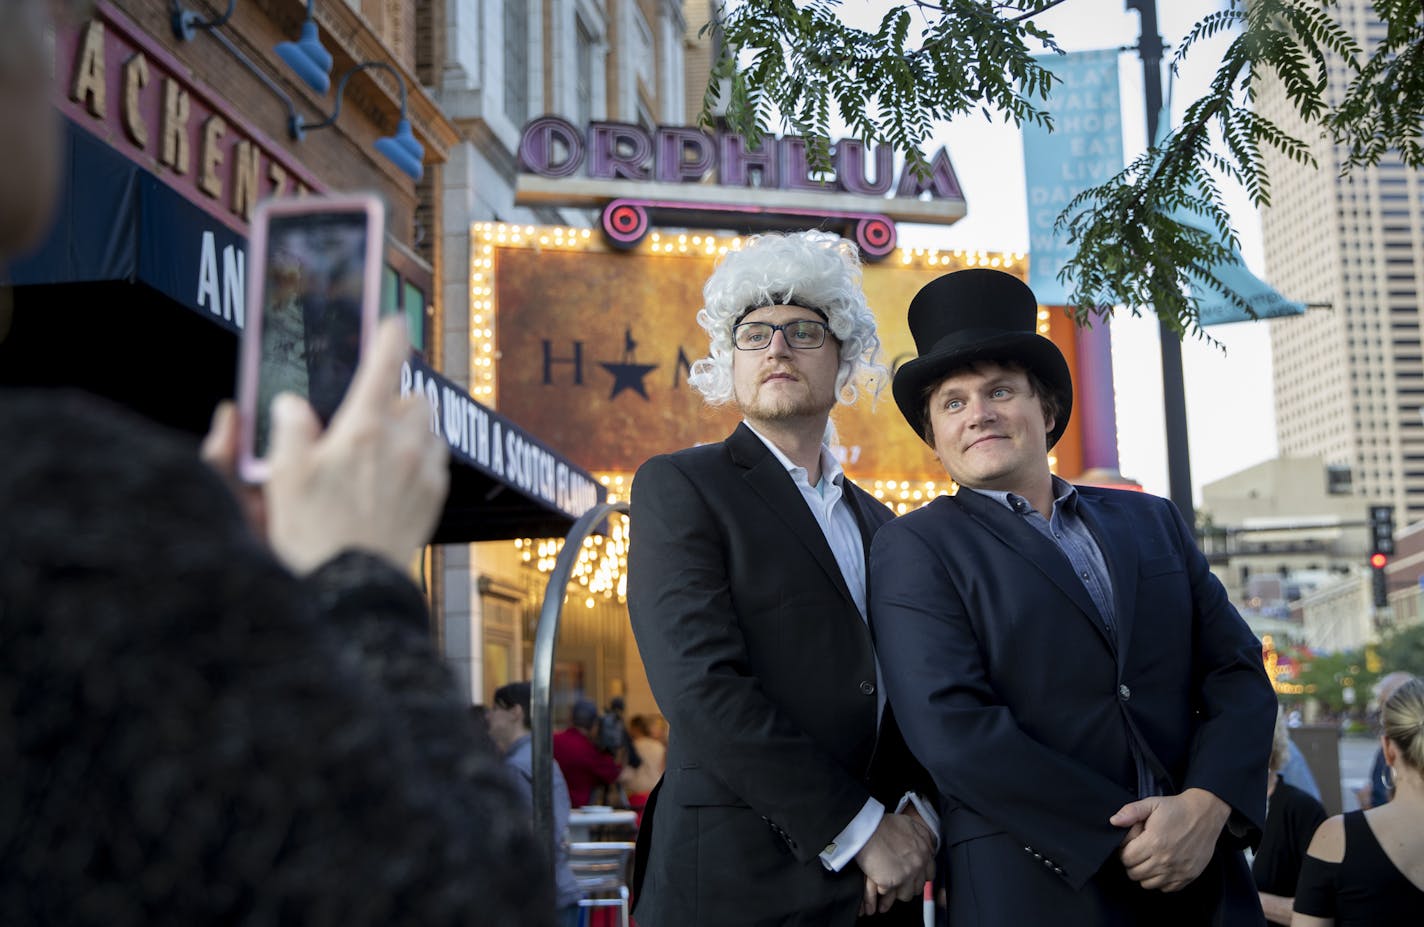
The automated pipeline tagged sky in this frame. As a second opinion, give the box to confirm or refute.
[872,0,1278,503]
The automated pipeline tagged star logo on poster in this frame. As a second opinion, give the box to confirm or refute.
[599,327,658,400]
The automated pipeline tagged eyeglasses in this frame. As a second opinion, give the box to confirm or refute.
[732,320,832,351]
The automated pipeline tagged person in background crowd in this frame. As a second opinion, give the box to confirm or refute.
[553,698,624,807]
[1278,737,1323,803]
[1357,671,1414,810]
[1293,676,1424,925]
[597,696,642,771]
[0,5,553,921]
[870,269,1276,926]
[628,231,936,926]
[1255,708,1328,924]
[622,714,667,819]
[489,682,583,927]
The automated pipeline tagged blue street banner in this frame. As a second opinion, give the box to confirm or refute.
[1151,106,1306,326]
[1193,258,1307,326]
[1022,49,1124,304]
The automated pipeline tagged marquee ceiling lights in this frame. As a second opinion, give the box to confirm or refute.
[467,221,1036,409]
[472,221,1019,270]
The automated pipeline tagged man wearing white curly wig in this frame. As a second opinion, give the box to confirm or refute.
[628,231,937,926]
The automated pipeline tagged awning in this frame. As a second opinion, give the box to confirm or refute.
[3,120,603,542]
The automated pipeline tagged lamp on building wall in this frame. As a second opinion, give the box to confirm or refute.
[169,0,236,40]
[274,0,334,95]
[172,0,332,95]
[289,62,425,181]
[169,0,302,132]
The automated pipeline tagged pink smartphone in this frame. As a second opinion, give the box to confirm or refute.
[236,194,385,482]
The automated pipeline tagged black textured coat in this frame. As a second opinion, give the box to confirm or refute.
[0,390,553,927]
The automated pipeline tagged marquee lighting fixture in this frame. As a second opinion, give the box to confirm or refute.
[274,0,334,95]
[477,226,1027,573]
[516,508,631,605]
[289,62,425,181]
[468,221,1024,412]
[517,468,980,596]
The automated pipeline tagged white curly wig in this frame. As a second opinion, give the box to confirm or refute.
[688,231,886,406]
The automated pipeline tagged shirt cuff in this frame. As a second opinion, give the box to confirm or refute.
[819,797,885,871]
[896,791,941,850]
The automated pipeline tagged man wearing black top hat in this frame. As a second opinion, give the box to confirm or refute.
[867,269,1276,925]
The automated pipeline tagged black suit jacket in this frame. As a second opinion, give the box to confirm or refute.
[869,486,1276,927]
[628,424,930,926]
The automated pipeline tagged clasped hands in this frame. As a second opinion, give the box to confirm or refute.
[855,809,936,916]
[1111,787,1231,893]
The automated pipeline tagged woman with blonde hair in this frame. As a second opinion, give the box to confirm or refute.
[1292,676,1424,924]
[1255,707,1326,924]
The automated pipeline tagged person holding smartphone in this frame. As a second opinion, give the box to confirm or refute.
[0,2,555,921]
[1,323,560,925]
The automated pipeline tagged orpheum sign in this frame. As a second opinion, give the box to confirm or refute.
[520,115,963,200]
[513,115,968,231]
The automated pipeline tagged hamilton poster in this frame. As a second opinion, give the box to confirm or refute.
[491,230,1082,484]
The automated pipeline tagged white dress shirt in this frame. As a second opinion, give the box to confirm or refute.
[743,423,937,872]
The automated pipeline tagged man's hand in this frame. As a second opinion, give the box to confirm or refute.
[1111,788,1231,892]
[855,812,935,914]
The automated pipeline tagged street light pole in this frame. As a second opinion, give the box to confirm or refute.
[1126,0,1196,529]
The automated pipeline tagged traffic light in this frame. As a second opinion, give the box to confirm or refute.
[1368,505,1395,608]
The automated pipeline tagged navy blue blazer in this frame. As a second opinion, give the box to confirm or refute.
[869,485,1275,926]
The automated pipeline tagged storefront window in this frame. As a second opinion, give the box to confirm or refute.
[403,280,426,350]
[381,264,400,316]
[504,0,529,125]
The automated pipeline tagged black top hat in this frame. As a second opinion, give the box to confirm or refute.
[892,268,1072,448]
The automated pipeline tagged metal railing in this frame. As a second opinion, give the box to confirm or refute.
[530,500,631,863]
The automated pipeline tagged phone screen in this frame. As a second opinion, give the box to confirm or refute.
[252,210,370,460]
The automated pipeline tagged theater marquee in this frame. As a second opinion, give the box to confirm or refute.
[477,224,1085,503]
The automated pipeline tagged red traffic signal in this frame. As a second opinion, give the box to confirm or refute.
[1370,552,1389,570]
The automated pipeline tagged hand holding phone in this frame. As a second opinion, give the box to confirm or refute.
[237,194,385,482]
[263,317,449,574]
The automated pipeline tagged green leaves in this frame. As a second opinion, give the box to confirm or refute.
[709,0,1062,180]
[703,0,1422,335]
[1327,0,1424,168]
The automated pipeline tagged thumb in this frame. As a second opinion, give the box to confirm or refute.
[1110,798,1156,828]
[200,400,239,471]
[267,393,320,473]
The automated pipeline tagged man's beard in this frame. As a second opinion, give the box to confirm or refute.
[735,380,835,423]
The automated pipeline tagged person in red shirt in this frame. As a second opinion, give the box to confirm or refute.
[552,698,623,807]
